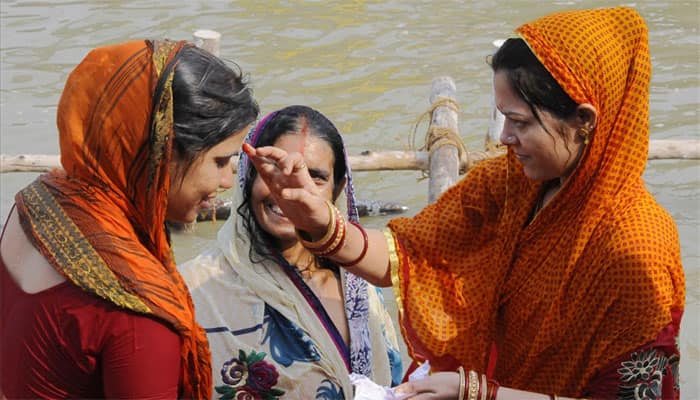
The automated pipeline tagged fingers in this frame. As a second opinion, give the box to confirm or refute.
[280,187,313,201]
[245,144,307,176]
[241,142,256,156]
[393,372,460,400]
[396,380,432,396]
[393,382,418,398]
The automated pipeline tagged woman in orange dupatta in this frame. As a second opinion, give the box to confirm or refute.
[0,40,258,398]
[242,7,684,400]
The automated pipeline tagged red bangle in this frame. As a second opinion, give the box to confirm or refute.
[336,220,368,267]
[487,379,499,400]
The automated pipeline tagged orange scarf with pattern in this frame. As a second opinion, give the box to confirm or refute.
[15,40,212,399]
[388,7,684,396]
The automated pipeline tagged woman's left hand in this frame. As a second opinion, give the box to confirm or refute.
[393,372,461,400]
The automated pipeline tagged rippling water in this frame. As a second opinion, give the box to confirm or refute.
[1,0,698,394]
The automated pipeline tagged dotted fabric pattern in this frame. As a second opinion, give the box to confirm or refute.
[388,7,685,396]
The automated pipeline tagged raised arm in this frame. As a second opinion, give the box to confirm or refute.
[243,143,392,286]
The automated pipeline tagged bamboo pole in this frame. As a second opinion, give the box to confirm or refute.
[192,29,221,57]
[427,77,461,203]
[1,140,698,174]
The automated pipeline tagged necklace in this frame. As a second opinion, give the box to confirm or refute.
[295,258,319,280]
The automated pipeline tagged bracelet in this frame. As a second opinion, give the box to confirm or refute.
[486,379,499,400]
[296,200,336,249]
[317,207,347,257]
[336,220,369,267]
[467,370,479,400]
[480,373,487,400]
[457,366,466,400]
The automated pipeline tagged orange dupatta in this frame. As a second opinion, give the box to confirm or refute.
[14,40,212,399]
[388,7,684,396]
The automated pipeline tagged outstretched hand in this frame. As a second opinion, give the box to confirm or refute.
[393,372,460,400]
[242,143,331,236]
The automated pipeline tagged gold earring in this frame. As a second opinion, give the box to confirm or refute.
[579,127,590,145]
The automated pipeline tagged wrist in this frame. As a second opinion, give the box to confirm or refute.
[297,200,347,257]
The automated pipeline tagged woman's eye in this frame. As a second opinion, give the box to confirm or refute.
[215,157,231,168]
[309,171,329,184]
[509,118,526,129]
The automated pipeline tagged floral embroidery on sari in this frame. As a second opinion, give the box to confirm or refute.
[617,348,680,399]
[216,349,285,400]
[315,379,344,400]
[262,304,321,367]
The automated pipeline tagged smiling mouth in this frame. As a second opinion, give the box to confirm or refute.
[266,202,286,218]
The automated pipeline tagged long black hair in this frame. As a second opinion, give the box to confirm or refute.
[490,38,578,137]
[171,45,259,178]
[237,105,347,265]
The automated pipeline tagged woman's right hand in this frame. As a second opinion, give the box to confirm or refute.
[242,143,331,238]
[394,372,461,400]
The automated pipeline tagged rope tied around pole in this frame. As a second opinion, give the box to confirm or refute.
[409,97,470,178]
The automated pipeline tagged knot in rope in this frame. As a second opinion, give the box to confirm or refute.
[409,97,470,176]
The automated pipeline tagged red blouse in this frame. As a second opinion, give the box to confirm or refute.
[0,255,181,399]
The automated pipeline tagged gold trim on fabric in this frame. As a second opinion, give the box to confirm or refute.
[19,181,151,313]
[149,40,177,188]
[384,228,403,319]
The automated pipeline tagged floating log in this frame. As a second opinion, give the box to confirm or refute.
[2,140,698,174]
[646,139,700,160]
[165,198,409,230]
[194,198,407,221]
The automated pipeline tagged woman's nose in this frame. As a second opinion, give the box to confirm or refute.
[500,125,517,146]
[220,165,235,189]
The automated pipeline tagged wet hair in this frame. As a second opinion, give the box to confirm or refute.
[170,45,259,179]
[237,105,347,266]
[490,38,578,135]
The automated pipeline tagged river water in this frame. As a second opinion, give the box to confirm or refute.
[1,0,698,394]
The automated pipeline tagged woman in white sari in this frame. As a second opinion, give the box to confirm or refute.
[180,105,402,399]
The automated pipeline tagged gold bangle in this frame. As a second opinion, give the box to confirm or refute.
[316,208,347,256]
[457,366,466,400]
[296,200,336,249]
[480,373,487,400]
[468,370,479,400]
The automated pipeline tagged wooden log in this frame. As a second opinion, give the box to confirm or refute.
[350,150,428,170]
[165,198,410,230]
[428,77,461,203]
[647,139,700,160]
[1,154,61,172]
[2,140,698,174]
[192,29,221,57]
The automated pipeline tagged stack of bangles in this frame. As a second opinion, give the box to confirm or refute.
[296,200,369,267]
[457,366,499,400]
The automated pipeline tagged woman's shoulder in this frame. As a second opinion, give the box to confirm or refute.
[596,190,678,251]
[586,191,683,295]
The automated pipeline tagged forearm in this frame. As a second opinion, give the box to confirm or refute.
[330,223,392,287]
[496,387,575,400]
[299,201,392,287]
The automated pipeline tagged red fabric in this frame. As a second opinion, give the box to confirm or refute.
[583,309,682,399]
[11,40,212,398]
[0,254,181,399]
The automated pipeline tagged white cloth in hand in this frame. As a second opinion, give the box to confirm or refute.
[350,361,431,400]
